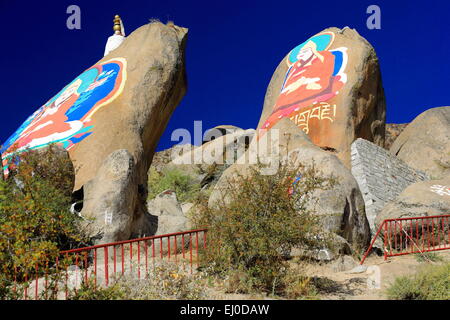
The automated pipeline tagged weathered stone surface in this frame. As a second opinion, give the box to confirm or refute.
[330,255,358,272]
[210,118,371,251]
[168,128,255,187]
[181,202,194,215]
[147,189,190,235]
[203,125,243,143]
[385,123,408,150]
[390,106,450,179]
[256,27,386,167]
[351,138,428,235]
[1,21,188,242]
[289,234,352,260]
[147,189,191,253]
[151,144,196,173]
[375,177,450,227]
[81,149,148,243]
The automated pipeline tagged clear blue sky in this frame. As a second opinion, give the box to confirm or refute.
[1,0,449,150]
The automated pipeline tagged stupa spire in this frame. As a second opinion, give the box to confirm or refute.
[104,14,126,57]
[113,15,124,36]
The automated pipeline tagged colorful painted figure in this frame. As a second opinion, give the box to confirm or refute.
[258,32,348,137]
[288,174,303,196]
[1,58,127,173]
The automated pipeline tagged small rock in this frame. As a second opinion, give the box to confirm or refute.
[345,265,368,274]
[331,255,358,272]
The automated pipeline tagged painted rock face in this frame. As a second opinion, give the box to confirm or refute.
[1,58,126,174]
[257,28,386,166]
[1,22,188,243]
[260,32,347,138]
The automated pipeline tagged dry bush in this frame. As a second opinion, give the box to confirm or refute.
[192,159,335,297]
[68,261,207,300]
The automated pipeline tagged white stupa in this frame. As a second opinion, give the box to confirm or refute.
[104,15,126,57]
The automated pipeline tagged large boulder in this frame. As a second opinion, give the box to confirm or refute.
[207,26,386,251]
[375,177,450,226]
[1,21,188,242]
[256,27,386,167]
[210,118,371,251]
[147,189,191,254]
[147,189,190,235]
[81,149,147,242]
[390,107,450,179]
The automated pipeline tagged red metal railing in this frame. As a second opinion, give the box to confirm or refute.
[360,215,450,265]
[13,228,208,300]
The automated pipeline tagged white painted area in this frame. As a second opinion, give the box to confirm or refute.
[430,185,450,196]
[26,121,84,149]
[104,210,113,225]
[104,34,125,56]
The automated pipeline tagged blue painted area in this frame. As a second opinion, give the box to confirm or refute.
[331,50,343,76]
[280,65,293,92]
[292,175,302,185]
[1,62,121,156]
[65,64,119,121]
[69,131,93,145]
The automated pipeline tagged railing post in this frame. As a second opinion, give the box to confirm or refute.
[94,249,97,289]
[113,246,116,275]
[84,251,88,284]
[189,233,193,274]
[168,236,171,261]
[35,263,38,300]
[104,247,109,287]
[137,241,141,280]
[145,240,148,276]
[383,221,388,260]
[360,221,385,265]
[196,232,199,268]
[174,236,178,264]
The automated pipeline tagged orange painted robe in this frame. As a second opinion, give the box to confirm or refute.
[259,50,344,136]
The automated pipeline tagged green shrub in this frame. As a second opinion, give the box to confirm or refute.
[0,144,88,298]
[282,269,319,300]
[147,167,200,202]
[68,281,127,300]
[387,262,450,300]
[192,160,335,297]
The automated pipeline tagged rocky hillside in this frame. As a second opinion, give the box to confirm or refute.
[2,22,449,261]
[152,27,449,260]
